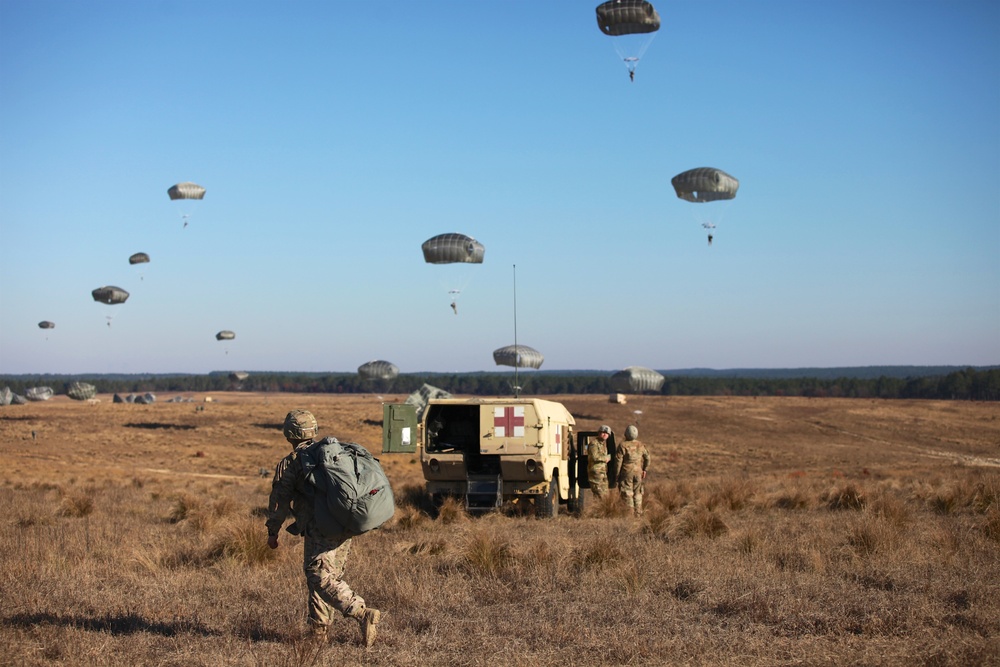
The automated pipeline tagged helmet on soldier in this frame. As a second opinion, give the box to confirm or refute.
[625,425,638,440]
[598,425,612,435]
[283,409,319,442]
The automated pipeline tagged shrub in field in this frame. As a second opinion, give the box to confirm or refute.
[825,483,866,511]
[460,531,515,578]
[392,505,429,530]
[847,513,900,557]
[207,516,276,565]
[671,504,728,539]
[435,495,468,524]
[571,534,623,572]
[982,508,1000,541]
[57,491,95,518]
[645,480,686,513]
[704,475,755,511]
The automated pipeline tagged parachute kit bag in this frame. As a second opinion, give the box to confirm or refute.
[299,436,395,536]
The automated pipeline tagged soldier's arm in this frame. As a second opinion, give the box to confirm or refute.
[265,453,297,538]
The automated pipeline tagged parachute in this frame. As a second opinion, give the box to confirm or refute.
[215,330,236,341]
[91,286,129,305]
[422,233,485,313]
[405,383,452,421]
[168,182,206,200]
[228,371,250,382]
[38,321,55,329]
[610,366,664,394]
[168,182,206,228]
[596,0,661,79]
[671,167,739,203]
[358,360,400,382]
[67,382,97,401]
[25,387,54,402]
[128,252,150,265]
[492,345,544,370]
[421,233,485,264]
[672,167,739,243]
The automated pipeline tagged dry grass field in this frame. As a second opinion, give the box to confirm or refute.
[1,393,998,666]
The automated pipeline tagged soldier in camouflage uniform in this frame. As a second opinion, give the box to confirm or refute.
[265,409,382,647]
[586,425,613,499]
[615,424,650,516]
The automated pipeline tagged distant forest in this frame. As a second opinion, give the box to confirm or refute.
[2,366,999,401]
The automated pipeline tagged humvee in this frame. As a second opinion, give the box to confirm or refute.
[383,396,608,518]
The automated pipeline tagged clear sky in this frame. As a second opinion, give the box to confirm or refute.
[1,0,998,375]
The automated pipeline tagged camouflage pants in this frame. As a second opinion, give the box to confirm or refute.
[588,469,608,499]
[303,533,364,628]
[618,470,644,516]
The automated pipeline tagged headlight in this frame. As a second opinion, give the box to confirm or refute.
[525,459,538,474]
[429,458,440,473]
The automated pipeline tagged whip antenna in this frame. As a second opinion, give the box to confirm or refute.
[512,264,519,398]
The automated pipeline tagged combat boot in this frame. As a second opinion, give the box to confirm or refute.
[353,606,381,648]
[308,623,328,643]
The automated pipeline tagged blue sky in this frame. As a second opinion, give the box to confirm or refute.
[1,0,998,375]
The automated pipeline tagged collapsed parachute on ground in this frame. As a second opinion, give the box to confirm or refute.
[0,387,13,406]
[67,382,97,401]
[168,182,206,200]
[671,167,740,203]
[492,345,544,369]
[129,252,150,265]
[358,360,400,381]
[91,286,129,305]
[405,383,453,421]
[38,321,55,329]
[25,387,54,402]
[228,371,249,382]
[421,233,485,264]
[216,330,235,341]
[596,0,661,36]
[610,366,665,393]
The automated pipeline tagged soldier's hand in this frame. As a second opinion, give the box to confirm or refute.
[641,470,647,479]
[267,534,279,550]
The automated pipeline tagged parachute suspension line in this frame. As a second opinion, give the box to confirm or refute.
[611,32,658,73]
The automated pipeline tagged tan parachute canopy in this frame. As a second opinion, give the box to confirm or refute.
[492,345,544,369]
[168,182,206,200]
[216,330,236,341]
[610,366,665,393]
[671,167,740,203]
[421,233,485,264]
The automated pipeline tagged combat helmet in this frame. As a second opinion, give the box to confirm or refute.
[283,409,319,441]
[625,425,638,440]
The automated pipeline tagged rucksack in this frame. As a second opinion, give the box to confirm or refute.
[299,436,395,536]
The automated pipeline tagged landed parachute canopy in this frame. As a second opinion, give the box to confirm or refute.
[358,360,400,381]
[129,252,150,265]
[67,382,97,401]
[228,371,249,382]
[596,0,660,36]
[25,387,54,401]
[493,345,544,369]
[610,366,665,393]
[422,233,485,264]
[216,330,235,341]
[38,321,55,329]
[91,286,129,305]
[671,168,740,203]
[168,182,206,200]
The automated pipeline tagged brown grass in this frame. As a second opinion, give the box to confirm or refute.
[1,393,999,665]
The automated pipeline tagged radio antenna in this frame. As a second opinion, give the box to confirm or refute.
[512,264,519,398]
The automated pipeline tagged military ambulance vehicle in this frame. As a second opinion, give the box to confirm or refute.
[383,396,591,517]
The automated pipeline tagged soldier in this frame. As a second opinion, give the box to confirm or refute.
[587,425,613,500]
[615,424,650,516]
[265,409,382,647]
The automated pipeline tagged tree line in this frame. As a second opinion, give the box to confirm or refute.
[2,368,998,401]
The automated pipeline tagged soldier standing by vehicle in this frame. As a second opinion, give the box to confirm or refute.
[615,424,650,516]
[587,425,614,500]
[265,409,382,647]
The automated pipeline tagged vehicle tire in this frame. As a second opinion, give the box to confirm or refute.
[536,475,558,519]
